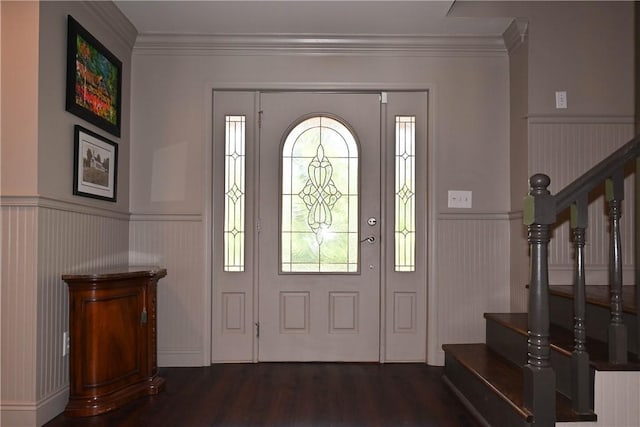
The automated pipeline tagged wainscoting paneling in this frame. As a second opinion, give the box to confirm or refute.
[435,214,511,362]
[37,206,128,401]
[528,121,635,285]
[1,206,38,405]
[129,215,205,366]
[509,212,529,312]
[1,200,129,426]
[557,371,640,427]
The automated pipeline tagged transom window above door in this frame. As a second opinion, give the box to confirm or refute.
[281,116,359,273]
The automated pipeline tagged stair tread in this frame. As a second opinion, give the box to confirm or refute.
[485,312,640,370]
[443,343,596,423]
[550,285,637,314]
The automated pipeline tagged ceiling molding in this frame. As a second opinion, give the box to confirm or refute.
[83,0,137,51]
[133,33,507,57]
[502,18,528,54]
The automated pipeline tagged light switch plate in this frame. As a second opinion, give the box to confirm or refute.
[555,91,567,109]
[448,190,472,208]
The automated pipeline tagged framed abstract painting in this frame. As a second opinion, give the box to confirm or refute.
[66,15,122,137]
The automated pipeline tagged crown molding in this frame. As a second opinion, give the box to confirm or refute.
[133,33,507,57]
[83,0,137,51]
[502,18,528,54]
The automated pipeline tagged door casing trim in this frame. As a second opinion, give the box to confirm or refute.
[206,83,437,364]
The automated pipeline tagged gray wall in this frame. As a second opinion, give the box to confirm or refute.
[454,1,636,291]
[129,37,512,366]
[451,1,635,117]
[1,2,135,426]
[38,1,133,212]
[1,2,636,425]
[128,1,636,369]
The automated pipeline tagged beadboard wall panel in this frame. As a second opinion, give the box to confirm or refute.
[37,206,128,402]
[1,201,128,426]
[129,216,205,366]
[1,206,38,408]
[435,215,511,363]
[557,371,640,427]
[528,121,635,285]
[510,213,529,312]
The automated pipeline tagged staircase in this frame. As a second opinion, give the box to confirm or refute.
[443,135,640,427]
[443,287,638,426]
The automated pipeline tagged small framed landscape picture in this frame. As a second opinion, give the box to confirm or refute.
[66,15,122,137]
[73,125,118,202]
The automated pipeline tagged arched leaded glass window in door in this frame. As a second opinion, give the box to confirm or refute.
[281,116,359,273]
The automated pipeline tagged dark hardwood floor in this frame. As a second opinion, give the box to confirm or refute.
[45,363,483,427]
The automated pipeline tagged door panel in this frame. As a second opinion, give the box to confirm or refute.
[258,92,381,361]
[383,92,428,361]
[212,91,257,362]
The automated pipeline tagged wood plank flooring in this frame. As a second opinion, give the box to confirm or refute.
[44,363,483,427]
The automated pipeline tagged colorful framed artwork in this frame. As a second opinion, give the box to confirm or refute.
[66,15,122,137]
[73,125,118,202]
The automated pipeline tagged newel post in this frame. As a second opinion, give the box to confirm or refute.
[523,174,556,426]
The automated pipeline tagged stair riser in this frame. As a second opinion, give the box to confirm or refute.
[486,319,526,365]
[486,317,594,407]
[443,352,532,427]
[550,294,638,354]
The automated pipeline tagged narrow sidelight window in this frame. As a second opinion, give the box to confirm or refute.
[281,116,359,272]
[395,116,416,272]
[224,115,246,272]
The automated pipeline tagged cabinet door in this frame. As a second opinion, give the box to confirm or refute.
[73,284,146,394]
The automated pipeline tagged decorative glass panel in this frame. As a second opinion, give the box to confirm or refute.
[224,115,246,272]
[282,116,358,273]
[395,116,416,272]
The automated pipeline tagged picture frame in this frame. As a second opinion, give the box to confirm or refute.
[73,125,118,202]
[66,15,122,138]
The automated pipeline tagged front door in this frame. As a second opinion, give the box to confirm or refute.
[212,90,427,364]
[257,92,381,361]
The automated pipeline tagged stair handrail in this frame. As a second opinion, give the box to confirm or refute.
[554,135,640,212]
[524,134,640,424]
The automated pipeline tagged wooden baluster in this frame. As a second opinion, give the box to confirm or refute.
[606,171,627,364]
[633,155,640,361]
[523,174,556,426]
[571,196,591,413]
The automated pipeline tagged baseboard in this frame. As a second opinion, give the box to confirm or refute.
[158,350,205,367]
[0,405,36,427]
[0,387,68,427]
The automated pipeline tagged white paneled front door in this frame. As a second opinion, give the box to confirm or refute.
[212,90,427,363]
[257,92,381,361]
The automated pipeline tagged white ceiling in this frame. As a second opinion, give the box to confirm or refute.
[113,1,514,37]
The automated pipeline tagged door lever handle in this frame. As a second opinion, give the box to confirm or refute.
[360,236,376,244]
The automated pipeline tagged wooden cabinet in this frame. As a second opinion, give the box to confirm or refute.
[62,266,166,417]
